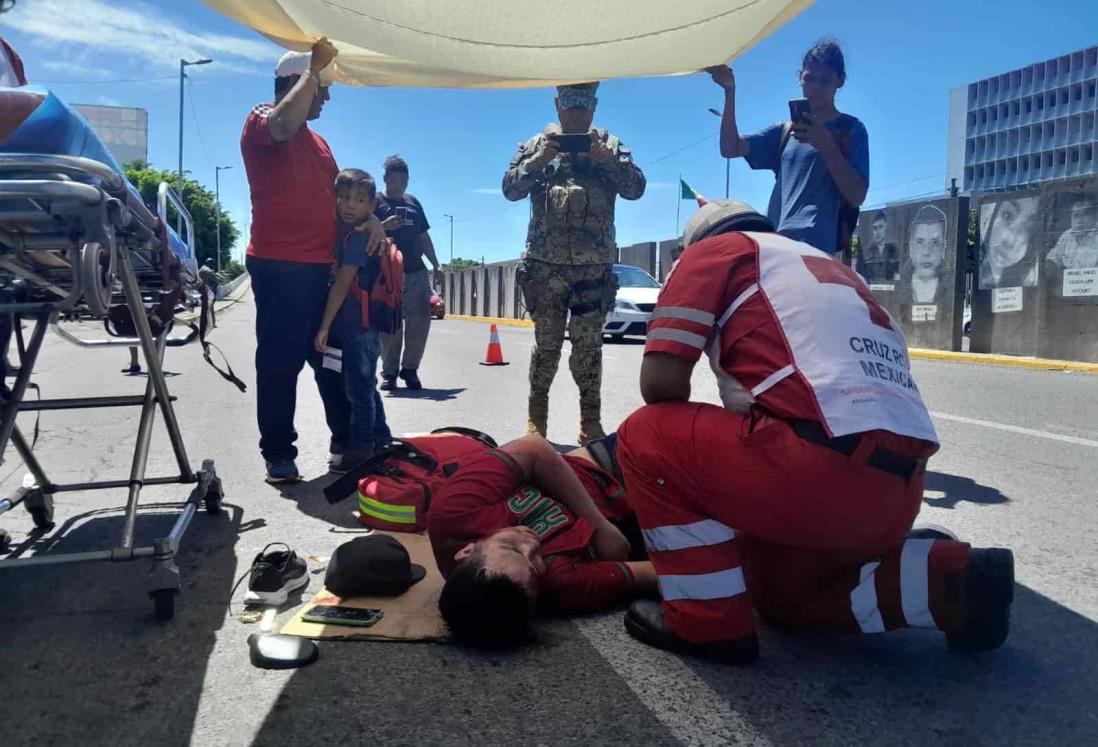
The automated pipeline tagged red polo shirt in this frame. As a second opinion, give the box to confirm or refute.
[241,104,337,264]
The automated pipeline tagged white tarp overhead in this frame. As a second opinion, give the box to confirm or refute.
[202,0,812,89]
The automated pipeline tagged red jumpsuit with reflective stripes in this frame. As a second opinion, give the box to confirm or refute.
[620,232,971,644]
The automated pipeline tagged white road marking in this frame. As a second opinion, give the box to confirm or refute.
[931,411,1098,448]
[574,615,770,747]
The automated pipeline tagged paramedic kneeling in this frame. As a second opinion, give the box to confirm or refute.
[616,199,1014,664]
[429,434,656,648]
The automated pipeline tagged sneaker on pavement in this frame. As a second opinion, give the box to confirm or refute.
[243,543,309,606]
[399,368,423,390]
[265,459,301,484]
[947,547,1014,652]
[380,375,397,391]
[624,599,759,665]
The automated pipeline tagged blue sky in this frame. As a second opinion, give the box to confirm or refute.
[5,0,1097,264]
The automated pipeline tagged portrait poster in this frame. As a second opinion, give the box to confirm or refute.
[1037,179,1098,362]
[856,197,966,351]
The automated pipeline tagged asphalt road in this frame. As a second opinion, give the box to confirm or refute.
[0,294,1095,746]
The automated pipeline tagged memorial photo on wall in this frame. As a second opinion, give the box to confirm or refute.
[1046,194,1098,271]
[898,204,950,310]
[979,195,1041,289]
[856,210,900,283]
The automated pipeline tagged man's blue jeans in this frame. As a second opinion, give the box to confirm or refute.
[247,256,350,462]
[342,328,391,453]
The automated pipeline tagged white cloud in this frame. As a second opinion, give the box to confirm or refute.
[472,188,501,195]
[6,0,279,77]
[39,59,112,78]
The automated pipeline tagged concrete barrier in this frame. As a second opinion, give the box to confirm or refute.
[619,242,657,277]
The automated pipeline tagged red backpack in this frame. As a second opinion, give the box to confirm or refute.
[323,429,498,532]
[347,238,404,334]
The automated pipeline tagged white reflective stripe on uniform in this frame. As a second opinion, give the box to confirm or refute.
[717,283,759,327]
[750,363,795,397]
[642,519,736,552]
[659,567,747,601]
[650,306,716,327]
[850,561,886,633]
[900,538,938,629]
[647,327,707,350]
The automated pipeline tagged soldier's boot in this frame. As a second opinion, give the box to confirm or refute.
[526,395,549,437]
[578,398,605,445]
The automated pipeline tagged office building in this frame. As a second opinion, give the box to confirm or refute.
[72,104,148,167]
[947,46,1098,193]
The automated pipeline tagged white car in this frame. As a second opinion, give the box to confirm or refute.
[603,263,661,340]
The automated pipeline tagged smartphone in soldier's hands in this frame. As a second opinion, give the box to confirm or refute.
[550,132,592,153]
[788,99,812,125]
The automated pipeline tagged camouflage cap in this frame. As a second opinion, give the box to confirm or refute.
[556,82,599,110]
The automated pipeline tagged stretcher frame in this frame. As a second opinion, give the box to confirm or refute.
[0,153,223,621]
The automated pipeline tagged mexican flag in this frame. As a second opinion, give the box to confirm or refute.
[680,179,707,206]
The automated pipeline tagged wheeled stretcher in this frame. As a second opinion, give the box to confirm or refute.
[0,86,227,620]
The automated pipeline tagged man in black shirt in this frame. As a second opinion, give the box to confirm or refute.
[375,155,443,390]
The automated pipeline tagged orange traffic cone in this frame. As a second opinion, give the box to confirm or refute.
[479,324,510,366]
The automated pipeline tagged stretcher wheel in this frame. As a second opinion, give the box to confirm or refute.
[151,589,177,621]
[204,478,223,515]
[0,528,11,552]
[26,490,54,530]
[80,242,113,318]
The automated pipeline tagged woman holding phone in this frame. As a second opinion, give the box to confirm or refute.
[707,38,869,256]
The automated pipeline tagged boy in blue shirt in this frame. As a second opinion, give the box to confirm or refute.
[707,38,869,255]
[316,169,392,470]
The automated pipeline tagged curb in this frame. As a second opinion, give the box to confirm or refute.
[449,314,534,329]
[448,313,1098,374]
[908,348,1098,374]
[177,274,251,322]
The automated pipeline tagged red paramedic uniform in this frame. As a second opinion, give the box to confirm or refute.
[618,230,971,644]
[427,448,639,613]
[240,104,338,264]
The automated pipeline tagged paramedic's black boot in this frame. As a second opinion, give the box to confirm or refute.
[380,375,397,391]
[399,368,422,390]
[625,600,759,665]
[907,524,958,541]
[947,548,1014,652]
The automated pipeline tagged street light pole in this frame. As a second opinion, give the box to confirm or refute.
[215,165,233,273]
[178,57,212,199]
[708,108,730,199]
[442,213,454,265]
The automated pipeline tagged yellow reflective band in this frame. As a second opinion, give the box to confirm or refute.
[358,494,417,524]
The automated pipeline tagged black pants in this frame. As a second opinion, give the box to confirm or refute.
[247,256,350,462]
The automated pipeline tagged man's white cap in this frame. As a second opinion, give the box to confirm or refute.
[275,50,334,86]
[681,199,773,248]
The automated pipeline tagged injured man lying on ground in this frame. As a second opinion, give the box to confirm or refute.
[325,428,657,648]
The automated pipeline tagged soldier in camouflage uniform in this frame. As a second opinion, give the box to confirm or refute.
[502,82,646,444]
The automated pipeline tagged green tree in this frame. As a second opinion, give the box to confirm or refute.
[444,257,481,271]
[122,161,238,272]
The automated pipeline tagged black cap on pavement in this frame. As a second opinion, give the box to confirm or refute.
[325,535,427,597]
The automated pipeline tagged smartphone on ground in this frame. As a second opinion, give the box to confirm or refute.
[301,605,384,627]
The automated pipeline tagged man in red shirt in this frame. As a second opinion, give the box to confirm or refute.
[430,434,656,648]
[617,200,1014,664]
[241,39,384,483]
